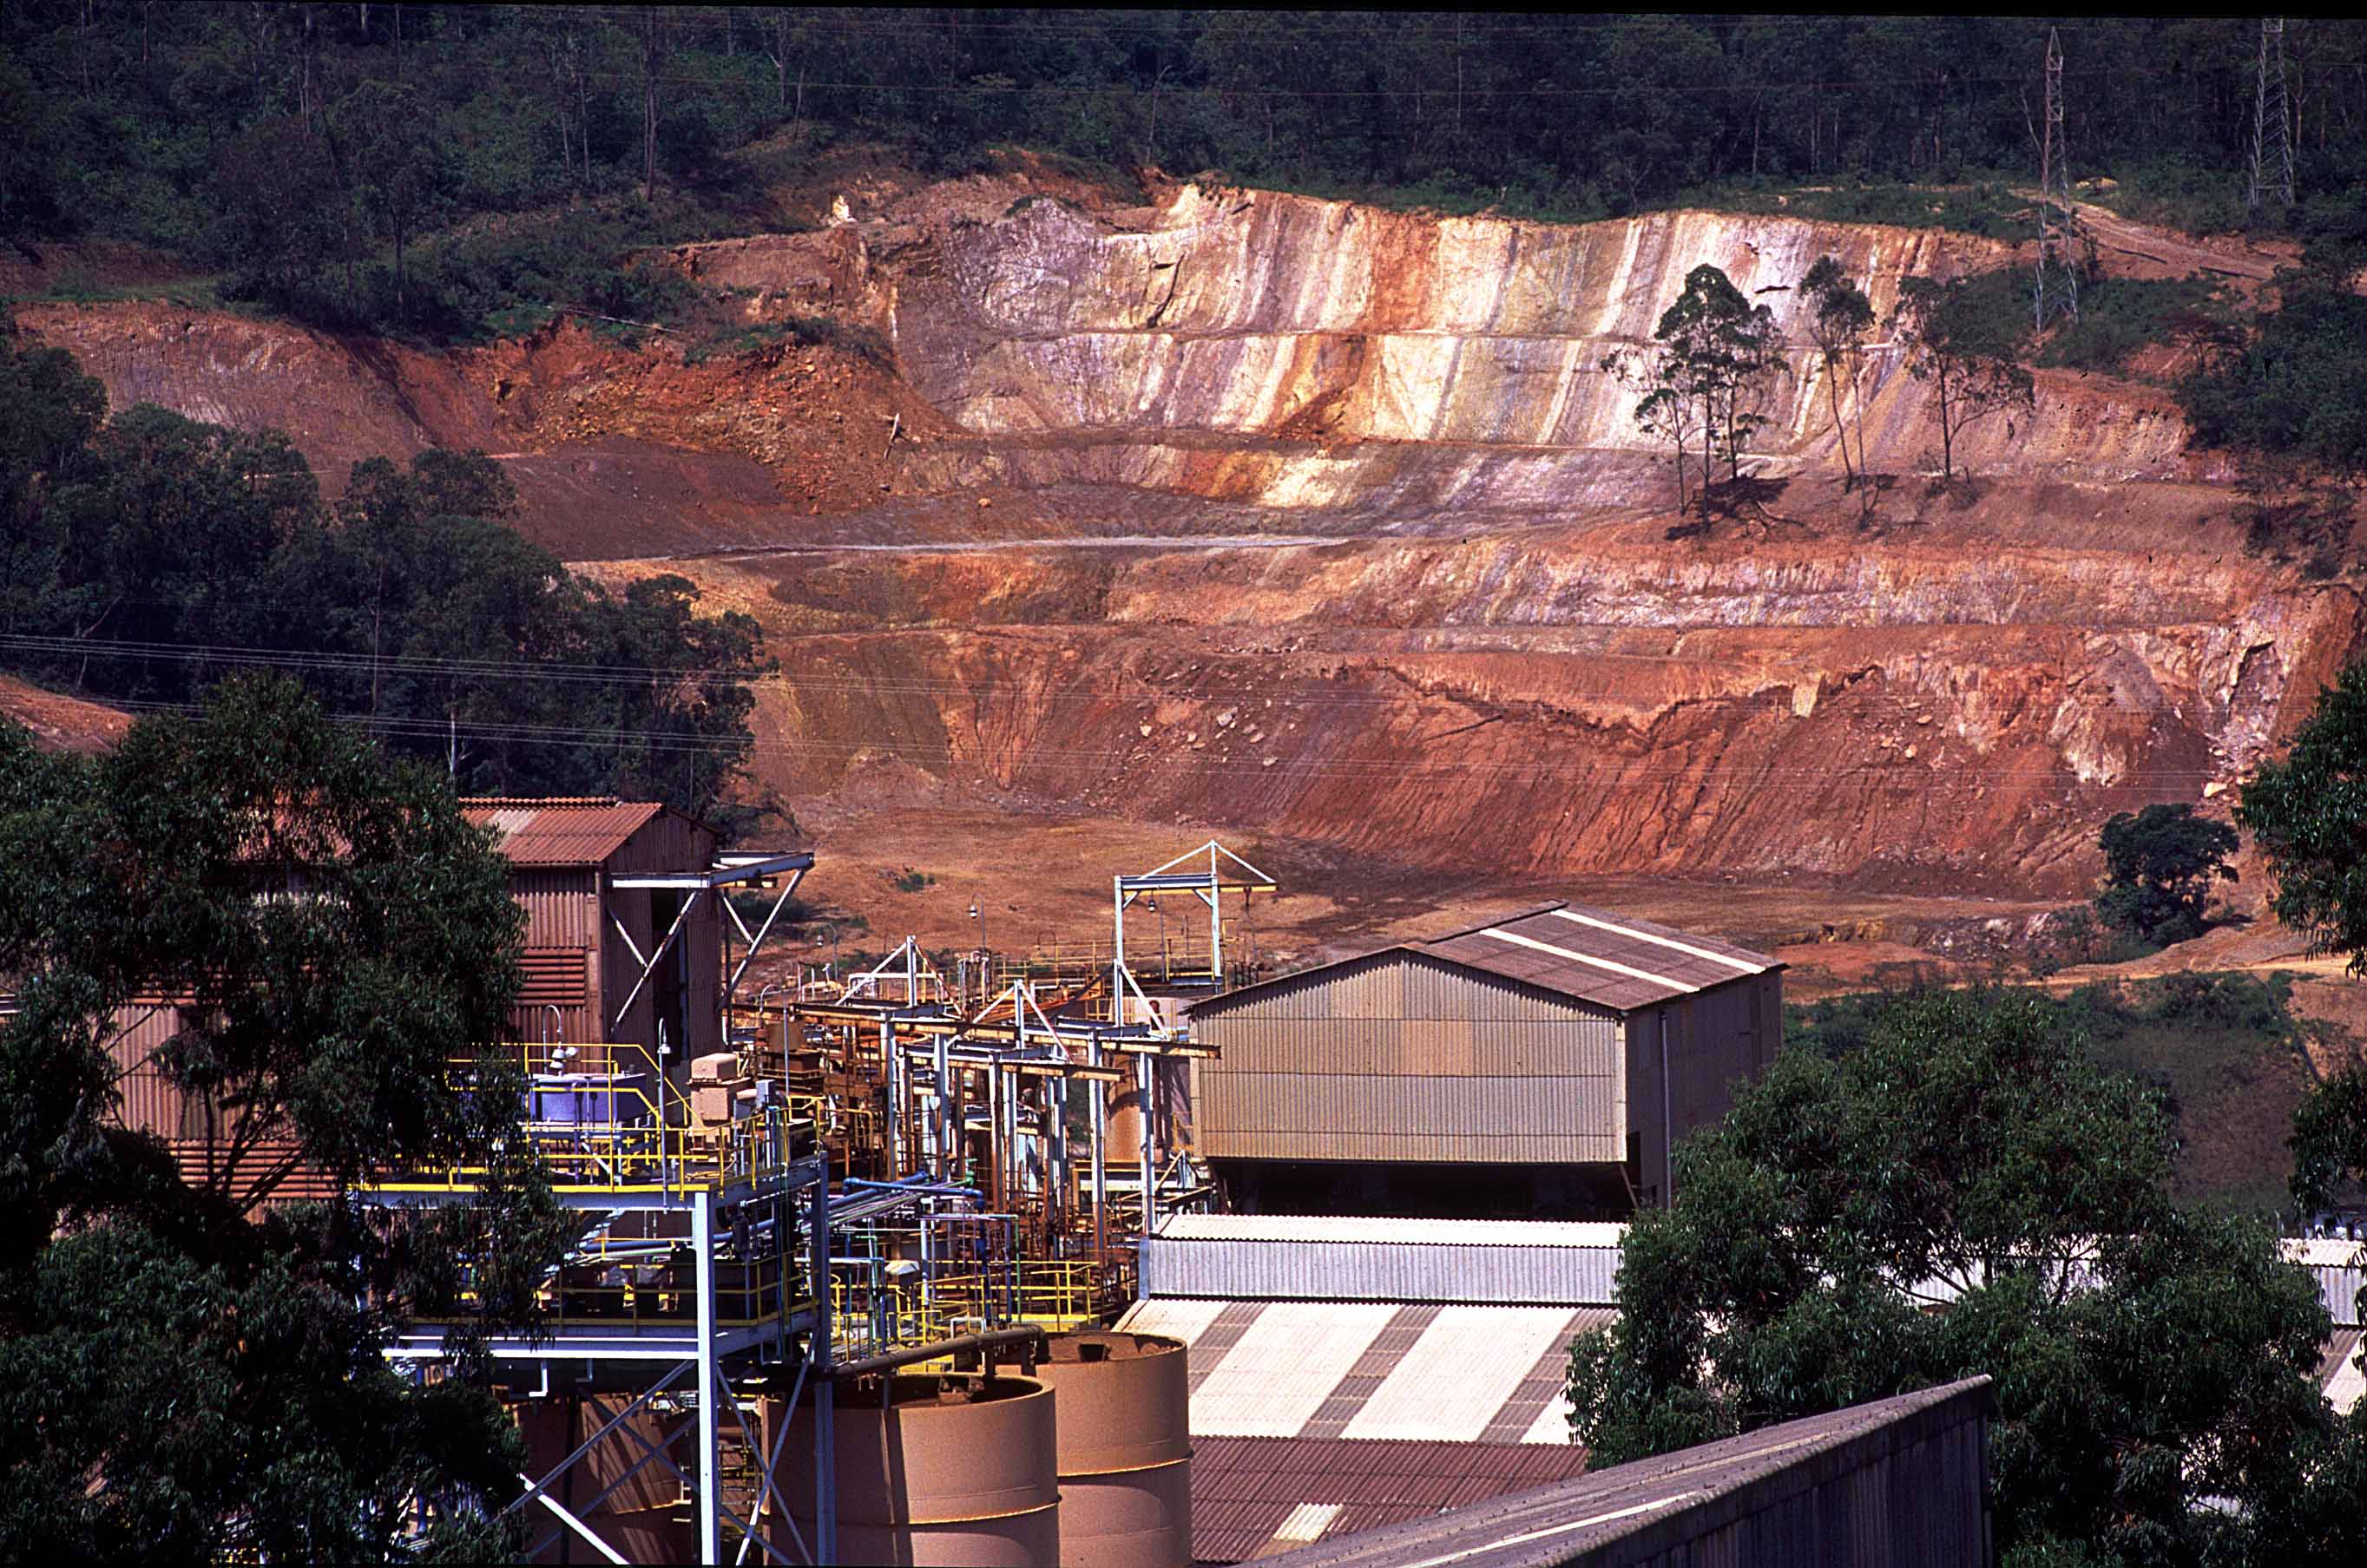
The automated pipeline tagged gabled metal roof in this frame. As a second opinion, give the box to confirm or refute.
[1189,901,1780,1017]
[461,797,667,867]
[1191,1436,1590,1565]
[1258,1376,1994,1568]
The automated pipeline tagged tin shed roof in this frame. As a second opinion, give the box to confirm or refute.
[1190,1436,1590,1565]
[462,797,667,867]
[1191,902,1779,1018]
[1257,1376,1994,1568]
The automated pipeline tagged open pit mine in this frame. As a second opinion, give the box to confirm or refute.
[20,182,2355,910]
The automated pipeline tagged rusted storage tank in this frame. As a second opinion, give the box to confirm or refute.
[514,1394,691,1565]
[1032,1332,1191,1568]
[772,1373,1061,1566]
[1108,1080,1147,1170]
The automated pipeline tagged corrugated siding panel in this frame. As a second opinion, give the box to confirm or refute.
[1140,1237,1621,1305]
[512,869,596,946]
[1198,955,1625,1165]
[2314,1257,2363,1327]
[600,812,723,1057]
[109,1005,185,1137]
[1159,1216,1628,1247]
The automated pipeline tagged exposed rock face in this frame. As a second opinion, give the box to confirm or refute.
[891,190,2193,509]
[16,185,2357,898]
[694,530,2354,896]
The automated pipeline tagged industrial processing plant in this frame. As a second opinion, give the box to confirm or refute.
[83,796,2359,1565]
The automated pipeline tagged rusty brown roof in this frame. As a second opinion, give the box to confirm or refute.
[1254,1377,1992,1568]
[461,797,666,866]
[1191,1436,1591,1565]
[1193,902,1779,1018]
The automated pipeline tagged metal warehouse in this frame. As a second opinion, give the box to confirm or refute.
[1186,902,1782,1214]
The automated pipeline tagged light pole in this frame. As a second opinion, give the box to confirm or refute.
[1147,894,1167,982]
[813,922,839,981]
[969,901,984,1004]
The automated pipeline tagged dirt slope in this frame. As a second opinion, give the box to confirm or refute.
[15,182,2358,918]
[0,674,131,752]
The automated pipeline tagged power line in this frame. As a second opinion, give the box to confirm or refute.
[78,23,2363,107]
[88,690,2241,790]
[0,633,2259,723]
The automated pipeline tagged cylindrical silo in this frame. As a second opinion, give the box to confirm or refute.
[1031,1332,1191,1568]
[771,1372,1061,1567]
[513,1392,693,1565]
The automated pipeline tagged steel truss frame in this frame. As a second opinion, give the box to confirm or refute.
[608,851,815,1035]
[383,1156,837,1565]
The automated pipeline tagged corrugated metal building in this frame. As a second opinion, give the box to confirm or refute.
[1141,1215,1626,1306]
[1187,903,1782,1212]
[1259,1376,1996,1568]
[1120,1217,1623,1457]
[104,796,728,1210]
[463,797,723,1058]
[2291,1237,2364,1332]
[1120,1215,1618,1562]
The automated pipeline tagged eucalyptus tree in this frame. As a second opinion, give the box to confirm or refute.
[1801,254,1876,486]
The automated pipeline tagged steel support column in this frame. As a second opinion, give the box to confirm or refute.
[808,1156,836,1565]
[1138,1052,1156,1235]
[1090,1031,1108,1257]
[694,1189,722,1565]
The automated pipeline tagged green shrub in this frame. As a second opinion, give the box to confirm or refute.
[2039,277,2217,376]
[684,314,892,367]
[2182,284,2367,469]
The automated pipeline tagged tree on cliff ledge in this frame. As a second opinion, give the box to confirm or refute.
[1895,274,2036,484]
[1801,256,1875,489]
[1607,264,1782,526]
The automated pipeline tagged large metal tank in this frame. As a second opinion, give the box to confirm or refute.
[1031,1332,1191,1568]
[771,1372,1061,1567]
[513,1393,692,1565]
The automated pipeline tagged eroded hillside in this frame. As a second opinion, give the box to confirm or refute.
[17,182,2355,911]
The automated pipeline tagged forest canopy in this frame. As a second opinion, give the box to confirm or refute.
[0,331,770,826]
[8,10,2367,318]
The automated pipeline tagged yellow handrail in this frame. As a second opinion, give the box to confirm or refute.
[362,1044,811,1194]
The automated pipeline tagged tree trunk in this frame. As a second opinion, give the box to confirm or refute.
[1825,353,1855,483]
[1700,403,1716,522]
[1936,364,1955,481]
[1851,360,1872,482]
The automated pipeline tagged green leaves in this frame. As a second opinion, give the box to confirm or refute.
[2239,661,2367,973]
[0,342,770,825]
[2093,803,2239,948]
[1568,988,2337,1565]
[1608,262,1784,522]
[0,679,553,1559]
[1894,274,2038,481]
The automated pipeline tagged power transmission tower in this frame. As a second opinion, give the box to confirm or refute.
[2035,26,2079,332]
[2251,17,2294,210]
